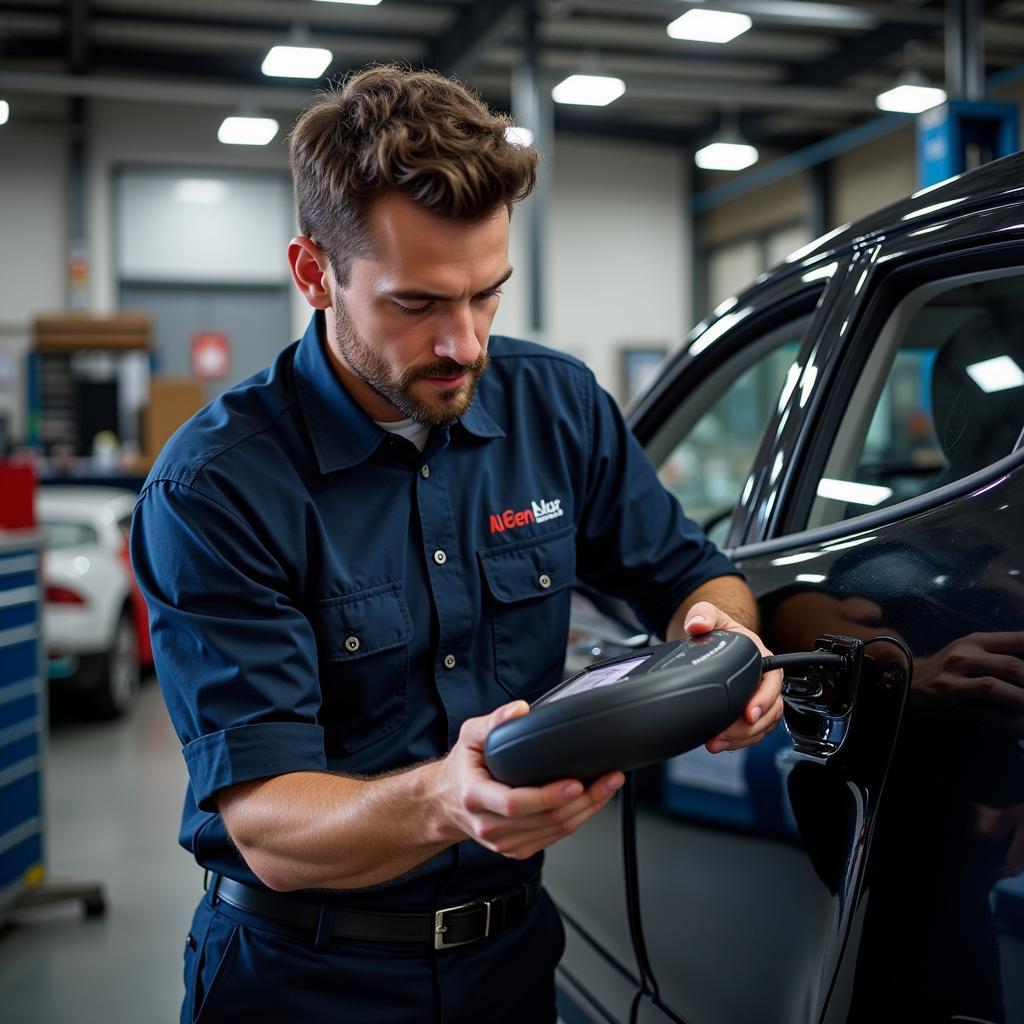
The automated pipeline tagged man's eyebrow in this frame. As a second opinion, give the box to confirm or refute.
[385,267,514,302]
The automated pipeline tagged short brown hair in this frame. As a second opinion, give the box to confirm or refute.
[289,64,539,283]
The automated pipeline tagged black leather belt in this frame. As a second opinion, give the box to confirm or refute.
[206,872,542,951]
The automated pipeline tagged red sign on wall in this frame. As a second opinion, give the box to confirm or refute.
[191,332,231,379]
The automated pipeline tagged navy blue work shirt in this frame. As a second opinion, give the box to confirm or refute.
[130,312,738,910]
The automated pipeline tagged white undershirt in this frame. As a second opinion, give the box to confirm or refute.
[374,416,431,452]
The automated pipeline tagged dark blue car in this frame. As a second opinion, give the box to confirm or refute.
[547,150,1024,1024]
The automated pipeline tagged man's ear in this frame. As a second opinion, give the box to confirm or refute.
[288,237,333,310]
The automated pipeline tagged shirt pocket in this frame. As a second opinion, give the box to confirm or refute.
[478,524,576,702]
[309,581,412,754]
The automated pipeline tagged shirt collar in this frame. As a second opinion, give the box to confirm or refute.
[293,313,504,474]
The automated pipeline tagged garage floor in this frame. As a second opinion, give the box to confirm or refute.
[0,680,197,1024]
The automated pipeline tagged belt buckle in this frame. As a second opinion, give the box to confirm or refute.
[434,898,492,950]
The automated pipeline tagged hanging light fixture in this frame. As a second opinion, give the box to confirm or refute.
[551,74,626,107]
[695,113,759,171]
[667,9,752,44]
[876,69,947,114]
[876,43,947,114]
[218,114,280,146]
[262,25,333,79]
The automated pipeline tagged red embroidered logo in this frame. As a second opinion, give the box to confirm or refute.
[489,507,535,534]
[488,498,563,534]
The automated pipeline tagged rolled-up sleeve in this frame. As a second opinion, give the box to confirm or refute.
[575,373,740,639]
[130,480,326,811]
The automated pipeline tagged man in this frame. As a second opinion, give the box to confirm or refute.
[131,64,783,1024]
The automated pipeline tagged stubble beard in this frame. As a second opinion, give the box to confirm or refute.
[334,302,489,427]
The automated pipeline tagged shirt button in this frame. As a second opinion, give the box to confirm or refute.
[443,654,456,670]
[344,635,361,653]
[433,549,447,566]
[538,573,552,589]
[421,465,430,479]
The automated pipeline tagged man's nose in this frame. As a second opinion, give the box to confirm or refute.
[435,305,481,366]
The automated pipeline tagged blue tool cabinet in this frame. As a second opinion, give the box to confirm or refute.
[0,531,45,915]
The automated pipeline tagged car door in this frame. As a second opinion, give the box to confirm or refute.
[726,205,1024,1024]
[546,263,846,1024]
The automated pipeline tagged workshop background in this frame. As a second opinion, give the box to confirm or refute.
[0,1,1023,1021]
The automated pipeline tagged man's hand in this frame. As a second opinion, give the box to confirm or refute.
[684,600,784,753]
[433,702,624,860]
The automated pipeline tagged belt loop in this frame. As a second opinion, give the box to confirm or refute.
[314,903,334,952]
[208,872,223,904]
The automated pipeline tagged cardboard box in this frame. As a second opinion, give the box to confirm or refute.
[144,378,204,460]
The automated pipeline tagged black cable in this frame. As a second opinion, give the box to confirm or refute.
[621,772,659,1010]
[761,651,846,673]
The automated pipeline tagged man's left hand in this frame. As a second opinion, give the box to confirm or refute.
[684,601,784,754]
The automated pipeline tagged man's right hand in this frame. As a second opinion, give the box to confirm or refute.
[432,701,624,861]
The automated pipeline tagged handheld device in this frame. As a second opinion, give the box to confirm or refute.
[484,630,763,787]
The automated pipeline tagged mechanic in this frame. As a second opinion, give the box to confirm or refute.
[130,64,784,1024]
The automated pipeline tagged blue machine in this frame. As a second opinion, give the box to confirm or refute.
[918,100,1020,188]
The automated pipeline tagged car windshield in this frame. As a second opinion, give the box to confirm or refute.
[40,521,100,549]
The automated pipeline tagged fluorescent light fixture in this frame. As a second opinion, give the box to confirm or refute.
[965,354,1024,393]
[505,126,534,147]
[667,10,752,43]
[876,82,946,114]
[314,0,381,4]
[695,141,759,171]
[0,100,8,126]
[551,74,625,107]
[217,115,280,146]
[816,478,893,506]
[262,45,332,78]
[174,178,227,204]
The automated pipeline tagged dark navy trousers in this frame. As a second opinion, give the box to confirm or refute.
[181,885,565,1023]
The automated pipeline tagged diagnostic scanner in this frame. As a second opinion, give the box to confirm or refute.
[484,629,763,787]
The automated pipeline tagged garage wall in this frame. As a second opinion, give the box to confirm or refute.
[61,100,694,414]
[495,136,690,401]
[830,124,916,228]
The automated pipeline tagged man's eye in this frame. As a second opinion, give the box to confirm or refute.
[476,289,502,303]
[395,302,432,316]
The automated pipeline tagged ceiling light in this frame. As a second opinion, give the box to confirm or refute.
[816,478,893,506]
[965,354,1024,393]
[262,45,332,78]
[174,179,227,204]
[667,10,752,44]
[217,116,279,146]
[314,0,381,4]
[551,74,625,107]
[695,141,759,171]
[875,68,946,114]
[505,126,534,147]
[0,100,8,126]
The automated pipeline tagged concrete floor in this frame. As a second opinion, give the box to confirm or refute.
[0,680,199,1024]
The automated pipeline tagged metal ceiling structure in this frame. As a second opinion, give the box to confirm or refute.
[1,0,1022,164]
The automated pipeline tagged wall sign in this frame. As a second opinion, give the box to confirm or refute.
[191,332,230,379]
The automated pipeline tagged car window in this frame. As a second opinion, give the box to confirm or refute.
[41,521,99,549]
[647,313,813,547]
[805,269,1024,531]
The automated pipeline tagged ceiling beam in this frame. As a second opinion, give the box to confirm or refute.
[423,0,523,74]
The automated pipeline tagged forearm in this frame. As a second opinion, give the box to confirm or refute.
[217,760,457,892]
[666,574,759,640]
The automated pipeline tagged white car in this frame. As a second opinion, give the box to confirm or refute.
[38,486,151,718]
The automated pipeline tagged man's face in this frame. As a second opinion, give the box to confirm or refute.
[325,193,512,426]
